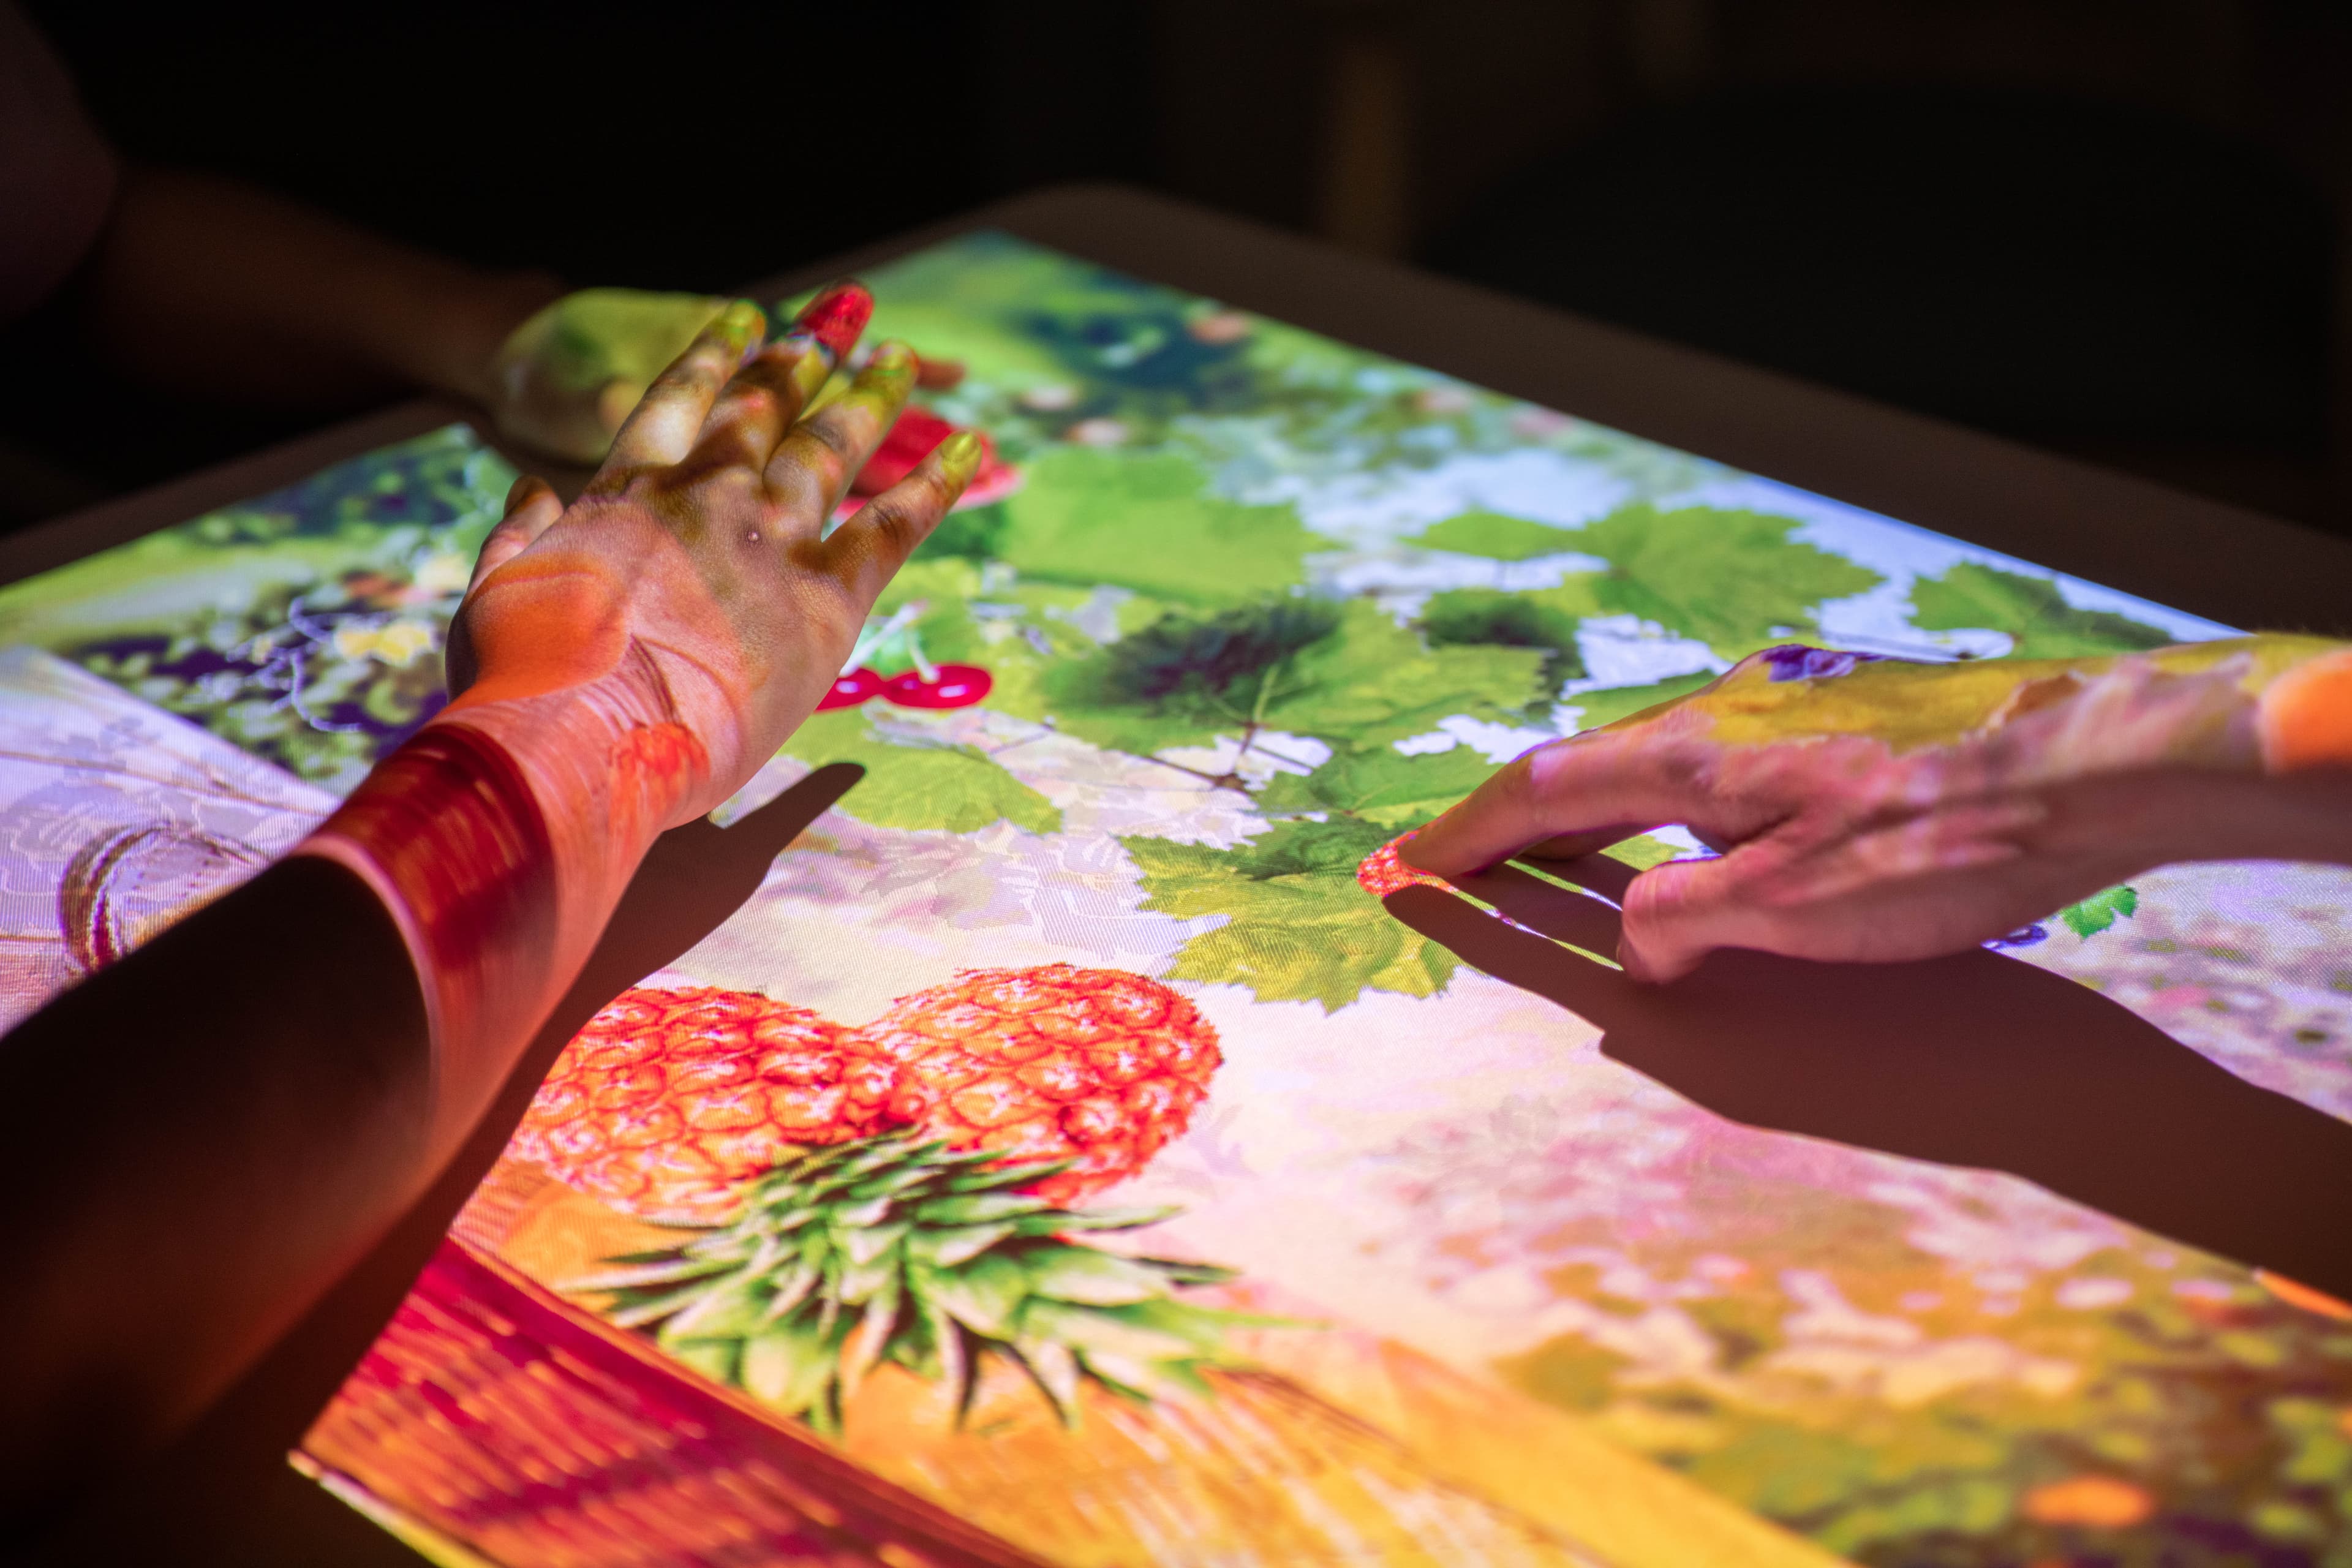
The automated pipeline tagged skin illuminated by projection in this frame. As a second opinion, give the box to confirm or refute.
[1406,636,2352,981]
[490,286,968,463]
[302,284,987,1174]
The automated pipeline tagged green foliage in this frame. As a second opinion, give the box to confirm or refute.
[1910,562,2175,660]
[779,710,1060,835]
[1041,598,1546,758]
[1124,817,1457,1011]
[1265,600,1549,748]
[1417,509,1584,562]
[1257,744,1496,828]
[1100,599,1342,705]
[1562,672,1720,731]
[1567,505,1883,657]
[1419,587,1587,693]
[586,1132,1254,1434]
[2059,884,2139,939]
[0,424,514,793]
[911,500,1012,562]
[995,447,1312,604]
[1598,833,1691,871]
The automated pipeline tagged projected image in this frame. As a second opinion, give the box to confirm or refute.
[4,233,2350,1568]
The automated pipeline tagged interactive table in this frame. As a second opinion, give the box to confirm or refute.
[9,187,2352,1568]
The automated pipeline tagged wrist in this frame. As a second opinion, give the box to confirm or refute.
[295,726,560,1158]
[293,668,710,1157]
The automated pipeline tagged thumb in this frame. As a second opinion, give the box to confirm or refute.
[462,476,564,603]
[1616,853,1755,983]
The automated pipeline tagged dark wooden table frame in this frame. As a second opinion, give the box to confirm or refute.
[17,183,2351,1567]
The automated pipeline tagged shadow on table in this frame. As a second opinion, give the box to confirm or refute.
[26,765,865,1568]
[1388,854,2352,1304]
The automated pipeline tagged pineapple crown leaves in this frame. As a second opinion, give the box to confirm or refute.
[568,1130,1273,1436]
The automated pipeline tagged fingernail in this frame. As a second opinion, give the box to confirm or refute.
[868,339,917,372]
[794,279,873,362]
[935,430,984,484]
[718,298,766,360]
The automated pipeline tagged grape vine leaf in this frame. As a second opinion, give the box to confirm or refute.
[779,710,1060,835]
[996,447,1312,605]
[1124,818,1455,1011]
[1561,671,1719,731]
[1262,600,1549,748]
[1565,505,1882,658]
[1036,598,1547,758]
[1258,744,1498,827]
[2058,884,2139,939]
[1419,587,1590,691]
[1417,509,1586,562]
[1909,563,2173,660]
[1599,833,1691,871]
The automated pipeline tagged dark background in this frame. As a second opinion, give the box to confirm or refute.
[5,0,2350,538]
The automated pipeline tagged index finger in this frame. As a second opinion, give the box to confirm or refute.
[1405,729,1683,877]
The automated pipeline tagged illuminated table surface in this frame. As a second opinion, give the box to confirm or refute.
[11,186,2352,1567]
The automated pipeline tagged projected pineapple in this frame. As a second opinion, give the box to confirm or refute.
[509,966,1243,1431]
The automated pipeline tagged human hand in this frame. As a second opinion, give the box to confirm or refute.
[306,283,982,1152]
[488,287,968,464]
[1405,638,2352,981]
[487,289,732,463]
[448,283,984,834]
[1384,856,2352,1298]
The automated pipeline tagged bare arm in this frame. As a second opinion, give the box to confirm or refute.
[1408,639,2352,979]
[80,164,563,411]
[0,285,984,1515]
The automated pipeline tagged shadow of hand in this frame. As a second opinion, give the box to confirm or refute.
[1390,854,2352,1300]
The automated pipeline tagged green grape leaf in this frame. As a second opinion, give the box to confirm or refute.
[778,710,1060,835]
[1566,505,1882,658]
[1561,672,1719,731]
[1417,508,1586,562]
[1419,586,1590,691]
[1123,818,1455,1011]
[1910,562,2174,660]
[1037,598,1546,758]
[1261,600,1548,748]
[997,447,1311,604]
[1599,833,1691,871]
[2058,884,2139,939]
[1257,744,1497,827]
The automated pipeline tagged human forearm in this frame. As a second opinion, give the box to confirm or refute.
[0,856,431,1516]
[83,165,560,408]
[1409,633,2352,978]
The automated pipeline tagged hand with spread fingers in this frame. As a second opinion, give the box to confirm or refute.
[303,281,985,1162]
[1404,636,2352,982]
[486,288,970,464]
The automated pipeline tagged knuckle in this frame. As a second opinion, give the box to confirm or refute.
[801,413,862,466]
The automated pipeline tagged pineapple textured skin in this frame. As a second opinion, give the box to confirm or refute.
[514,965,1221,1222]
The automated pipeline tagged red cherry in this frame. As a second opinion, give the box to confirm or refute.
[818,667,883,710]
[880,663,993,710]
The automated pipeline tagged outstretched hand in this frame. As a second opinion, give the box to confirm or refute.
[486,287,967,464]
[1406,641,2352,981]
[448,286,984,832]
